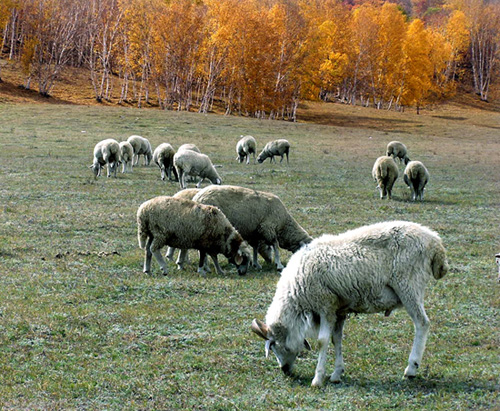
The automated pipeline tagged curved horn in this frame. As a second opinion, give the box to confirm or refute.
[265,339,275,358]
[251,319,269,340]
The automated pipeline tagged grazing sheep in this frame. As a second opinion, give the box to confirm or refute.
[178,143,201,153]
[119,141,134,173]
[193,185,312,271]
[165,188,202,268]
[386,141,410,165]
[257,139,290,164]
[173,150,222,189]
[372,156,399,199]
[236,135,257,164]
[90,139,121,178]
[137,196,252,276]
[127,135,152,166]
[251,220,448,387]
[404,161,429,201]
[153,143,178,181]
[166,188,273,272]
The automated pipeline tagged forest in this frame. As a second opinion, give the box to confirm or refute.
[0,0,498,118]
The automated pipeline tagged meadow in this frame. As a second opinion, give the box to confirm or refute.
[0,101,498,410]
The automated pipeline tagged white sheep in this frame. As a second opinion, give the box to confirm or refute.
[251,220,448,387]
[257,139,290,164]
[153,143,177,181]
[404,161,429,201]
[193,185,312,271]
[173,150,222,189]
[386,141,410,165]
[236,135,257,164]
[178,143,201,153]
[119,141,134,173]
[90,139,121,178]
[127,135,152,166]
[372,156,399,199]
[137,196,252,276]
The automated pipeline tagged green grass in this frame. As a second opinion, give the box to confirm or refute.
[0,102,498,410]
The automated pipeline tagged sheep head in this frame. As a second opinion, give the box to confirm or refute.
[251,319,311,375]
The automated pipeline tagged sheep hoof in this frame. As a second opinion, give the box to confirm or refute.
[311,376,324,388]
[330,369,344,383]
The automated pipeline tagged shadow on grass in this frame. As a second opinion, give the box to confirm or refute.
[389,196,458,206]
[288,372,498,395]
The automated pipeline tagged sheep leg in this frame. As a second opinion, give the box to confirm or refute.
[143,237,154,274]
[273,240,285,271]
[149,238,168,275]
[196,177,205,188]
[311,316,333,387]
[402,298,430,379]
[330,315,346,383]
[160,166,165,181]
[178,169,186,189]
[197,250,208,276]
[252,247,262,270]
[210,253,225,275]
[165,247,176,261]
[176,249,188,270]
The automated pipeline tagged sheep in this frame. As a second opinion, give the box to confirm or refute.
[372,156,399,199]
[119,141,134,173]
[257,139,290,164]
[153,143,178,181]
[192,185,312,271]
[89,139,121,178]
[127,135,152,166]
[173,149,222,189]
[236,135,257,164]
[404,161,429,201]
[137,196,252,276]
[178,143,201,153]
[386,141,410,165]
[251,220,448,387]
[165,188,273,272]
[165,188,202,268]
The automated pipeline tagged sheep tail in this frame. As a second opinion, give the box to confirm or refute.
[137,212,149,250]
[431,245,448,280]
[378,162,388,179]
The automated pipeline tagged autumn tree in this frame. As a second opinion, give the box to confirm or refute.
[17,0,82,96]
[401,19,434,113]
[85,0,124,102]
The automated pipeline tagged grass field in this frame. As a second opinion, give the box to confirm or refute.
[0,101,498,410]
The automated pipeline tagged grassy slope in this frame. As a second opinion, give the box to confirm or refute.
[0,96,498,409]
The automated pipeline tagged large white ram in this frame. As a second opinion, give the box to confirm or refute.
[252,221,448,387]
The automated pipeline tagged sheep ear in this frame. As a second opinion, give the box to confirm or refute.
[251,319,270,340]
[304,339,312,351]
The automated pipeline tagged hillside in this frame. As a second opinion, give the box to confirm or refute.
[1,58,499,123]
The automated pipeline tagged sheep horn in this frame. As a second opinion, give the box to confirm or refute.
[265,339,275,358]
[251,318,269,340]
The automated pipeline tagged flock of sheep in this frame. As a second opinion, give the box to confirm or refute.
[89,133,448,387]
[373,140,430,201]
